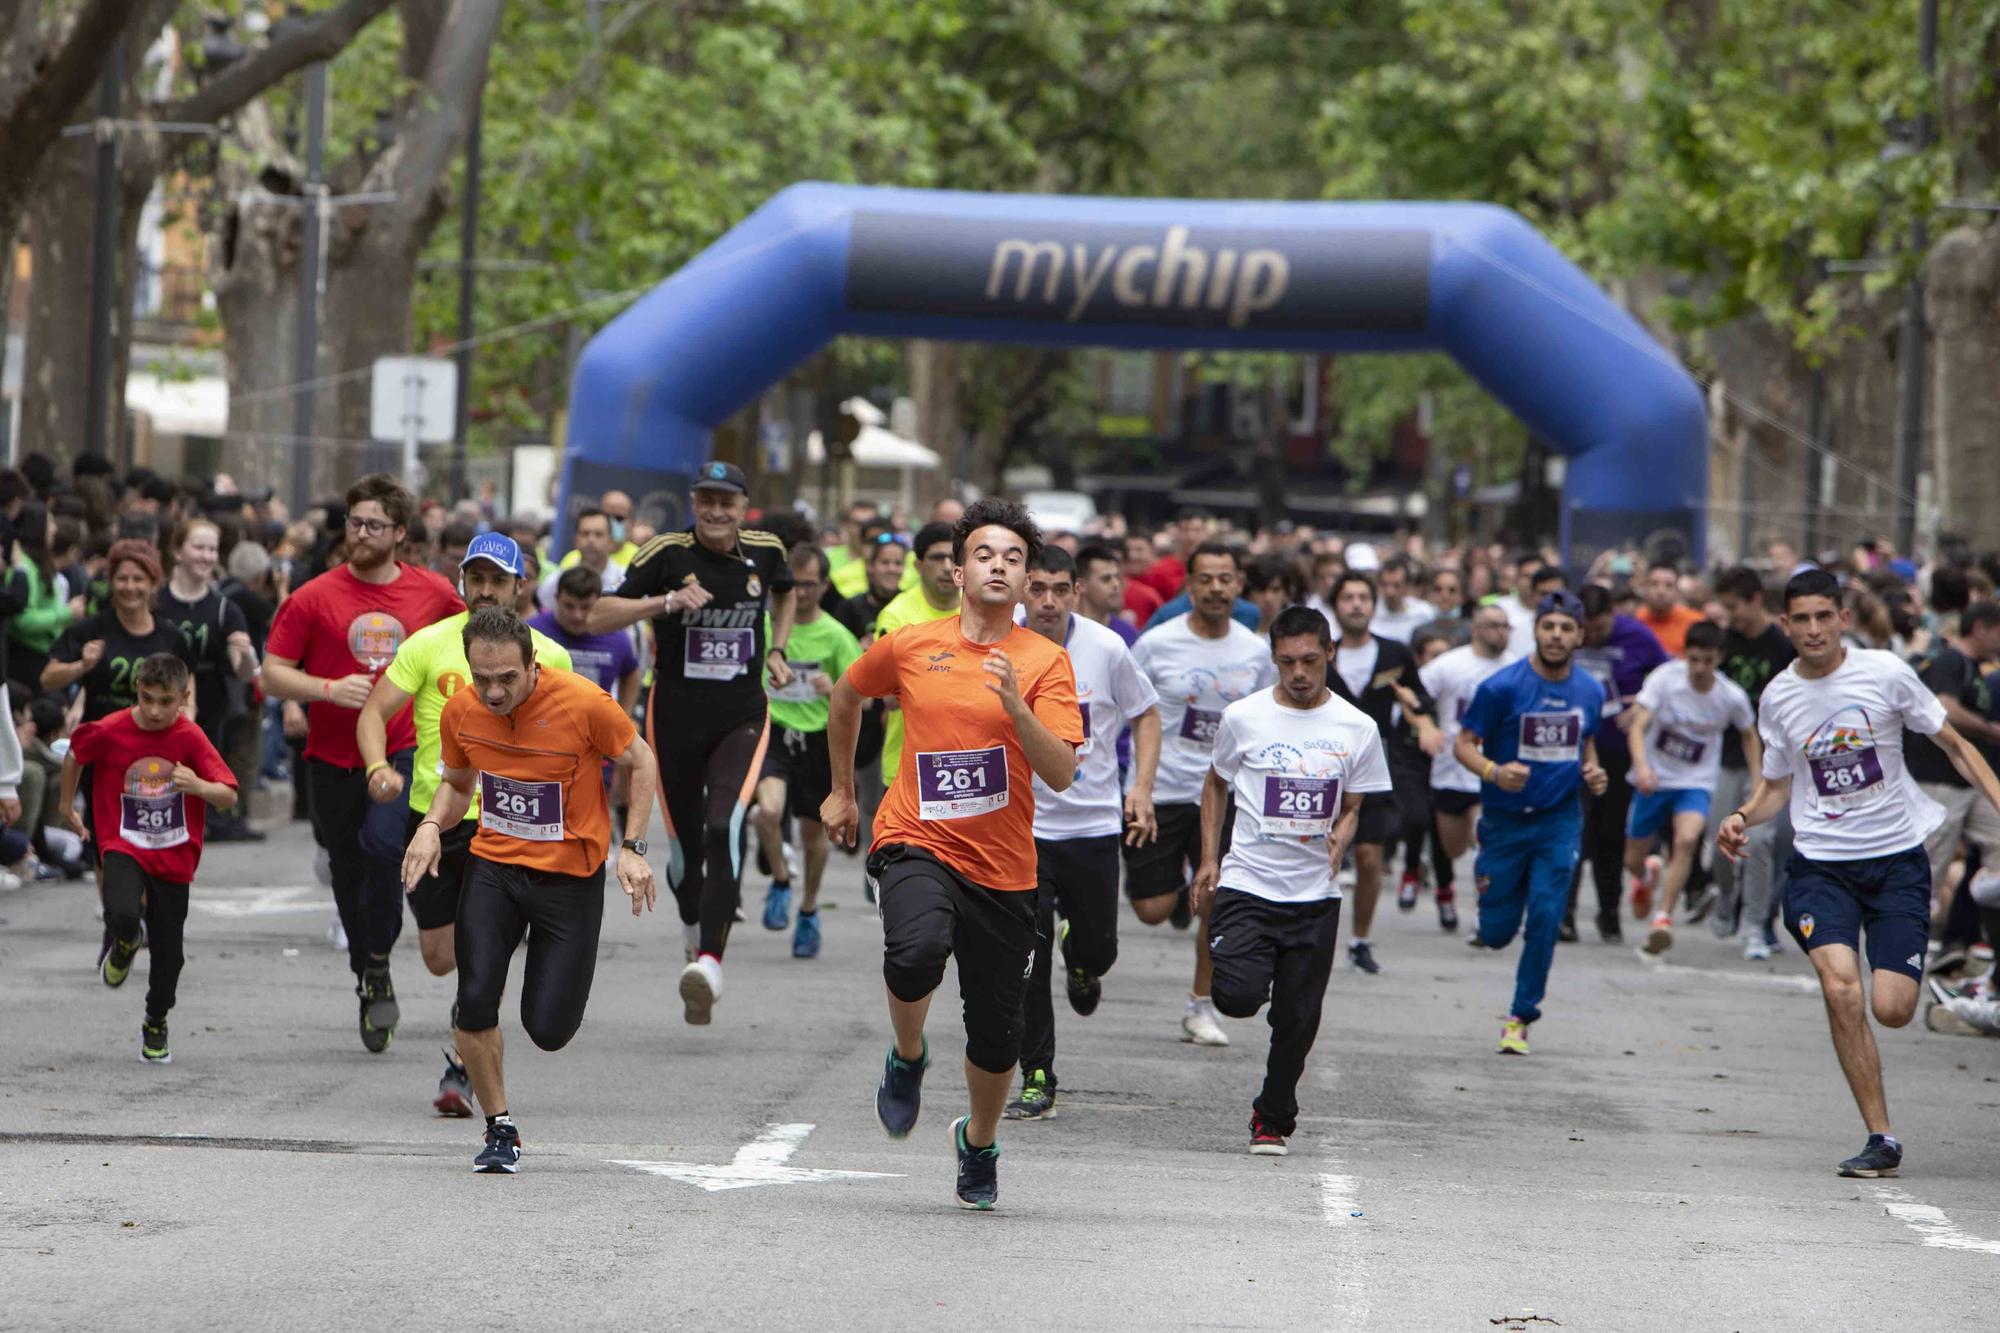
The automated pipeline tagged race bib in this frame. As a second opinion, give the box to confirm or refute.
[1518,711,1582,763]
[1261,775,1338,837]
[120,793,189,850]
[479,772,564,842]
[1808,747,1886,810]
[1655,727,1706,765]
[768,659,821,703]
[915,747,1008,820]
[685,627,754,681]
[1179,707,1222,747]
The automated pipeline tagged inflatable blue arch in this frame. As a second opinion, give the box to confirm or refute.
[560,183,1707,561]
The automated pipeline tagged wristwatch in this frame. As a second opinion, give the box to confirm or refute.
[622,837,648,856]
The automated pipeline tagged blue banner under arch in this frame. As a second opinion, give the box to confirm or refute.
[560,183,1706,559]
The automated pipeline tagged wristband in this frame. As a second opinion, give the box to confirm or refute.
[417,819,441,833]
[365,761,389,777]
[321,679,332,701]
[1728,809,1749,824]
[1482,761,1497,783]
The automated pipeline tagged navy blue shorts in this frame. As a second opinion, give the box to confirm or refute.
[1780,848,1931,982]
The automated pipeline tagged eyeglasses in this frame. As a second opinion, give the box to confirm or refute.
[346,515,395,535]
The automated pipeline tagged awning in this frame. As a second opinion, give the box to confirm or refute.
[805,424,941,470]
[126,372,227,437]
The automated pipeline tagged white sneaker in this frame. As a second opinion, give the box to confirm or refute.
[1181,997,1229,1046]
[327,917,349,952]
[1743,936,1771,962]
[679,956,722,1025]
[0,867,22,892]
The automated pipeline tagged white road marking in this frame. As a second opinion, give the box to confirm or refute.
[1318,1159,1372,1323]
[191,885,331,917]
[1318,1171,1361,1223]
[610,1122,902,1192]
[1635,953,1821,994]
[1873,1186,2000,1255]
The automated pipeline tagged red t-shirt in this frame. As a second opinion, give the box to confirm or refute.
[266,562,463,767]
[1123,580,1164,628]
[71,711,237,883]
[1136,555,1187,601]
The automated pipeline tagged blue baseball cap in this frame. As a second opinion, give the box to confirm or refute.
[460,532,525,577]
[1536,590,1587,624]
[693,460,749,494]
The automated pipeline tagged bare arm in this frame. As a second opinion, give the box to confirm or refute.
[59,752,84,836]
[1188,766,1231,910]
[611,735,658,844]
[1738,725,1763,780]
[820,676,867,847]
[258,653,318,703]
[585,591,671,635]
[1326,790,1364,874]
[1123,707,1160,846]
[1938,693,2000,747]
[616,668,641,714]
[41,655,92,691]
[402,766,474,892]
[1453,727,1491,782]
[1714,773,1793,861]
[356,676,414,785]
[1936,720,2000,816]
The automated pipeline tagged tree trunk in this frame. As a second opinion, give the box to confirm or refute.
[212,188,307,497]
[905,339,960,510]
[1928,223,2000,540]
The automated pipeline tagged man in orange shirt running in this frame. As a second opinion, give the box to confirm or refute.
[1636,560,1705,658]
[402,608,660,1175]
[823,498,1084,1211]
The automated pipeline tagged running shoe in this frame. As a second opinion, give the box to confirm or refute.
[474,1119,522,1174]
[1743,935,1772,962]
[1248,1113,1288,1156]
[876,1037,929,1138]
[792,910,822,959]
[951,1116,1000,1210]
[681,922,700,963]
[1644,913,1674,955]
[1557,919,1580,943]
[1931,944,1970,977]
[358,966,399,1054]
[1181,997,1229,1046]
[1003,1068,1057,1121]
[327,917,348,952]
[435,1052,474,1118]
[1595,916,1623,944]
[101,935,138,988]
[1836,1134,1902,1178]
[1436,883,1460,933]
[679,956,723,1025]
[141,1018,170,1065]
[1630,855,1660,920]
[1170,886,1193,930]
[1684,881,1719,923]
[1498,1016,1530,1055]
[1347,940,1381,975]
[1396,870,1419,912]
[762,882,792,931]
[1709,882,1742,938]
[1060,920,1101,1016]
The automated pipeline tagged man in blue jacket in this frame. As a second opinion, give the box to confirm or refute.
[1455,591,1609,1055]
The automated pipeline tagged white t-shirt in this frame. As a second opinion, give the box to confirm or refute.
[1420,644,1518,792]
[1758,648,1948,861]
[1032,614,1159,839]
[1503,597,1537,659]
[540,558,625,607]
[1634,660,1754,791]
[1131,615,1276,806]
[1333,638,1379,700]
[1371,597,1438,645]
[1211,689,1393,903]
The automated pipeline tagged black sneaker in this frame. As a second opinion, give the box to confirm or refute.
[1684,882,1718,923]
[1059,921,1100,1016]
[1170,886,1193,930]
[1437,884,1460,933]
[475,1119,522,1174]
[1347,941,1381,974]
[1396,872,1419,911]
[1595,915,1623,944]
[952,1115,999,1210]
[1557,919,1579,943]
[102,935,139,988]
[876,1037,928,1139]
[1003,1068,1056,1121]
[1249,1112,1288,1156]
[141,1017,170,1065]
[358,966,399,1054]
[1837,1134,1902,1178]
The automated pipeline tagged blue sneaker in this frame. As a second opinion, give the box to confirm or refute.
[762,883,793,931]
[952,1115,1000,1210]
[1837,1133,1902,1178]
[792,909,821,959]
[876,1037,928,1138]
[474,1119,522,1174]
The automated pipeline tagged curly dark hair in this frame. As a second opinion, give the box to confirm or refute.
[950,498,1042,566]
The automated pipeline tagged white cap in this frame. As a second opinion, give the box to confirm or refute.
[1343,543,1381,572]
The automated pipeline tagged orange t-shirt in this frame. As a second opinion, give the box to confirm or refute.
[438,666,638,877]
[1635,604,1706,658]
[845,616,1083,890]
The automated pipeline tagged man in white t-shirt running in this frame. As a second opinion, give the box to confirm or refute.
[1418,602,1518,930]
[1128,543,1277,1047]
[1192,605,1391,1155]
[1625,620,1759,955]
[1004,548,1161,1121]
[1718,569,2000,1178]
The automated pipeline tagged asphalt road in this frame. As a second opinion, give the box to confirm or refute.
[3,817,1996,1331]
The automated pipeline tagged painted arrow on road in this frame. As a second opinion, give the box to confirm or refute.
[610,1123,902,1192]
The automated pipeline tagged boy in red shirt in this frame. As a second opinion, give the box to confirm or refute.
[62,654,240,1064]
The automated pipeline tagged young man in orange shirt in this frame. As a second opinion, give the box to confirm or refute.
[402,608,660,1175]
[823,498,1085,1210]
[1636,560,1705,658]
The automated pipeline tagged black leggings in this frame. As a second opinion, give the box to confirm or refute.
[308,750,413,975]
[1021,834,1122,1079]
[454,855,605,1051]
[1568,744,1632,931]
[1209,888,1341,1138]
[102,852,189,1022]
[653,695,769,958]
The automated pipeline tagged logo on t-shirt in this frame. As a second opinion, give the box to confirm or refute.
[436,670,466,699]
[1802,705,1886,818]
[348,612,408,670]
[125,756,176,797]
